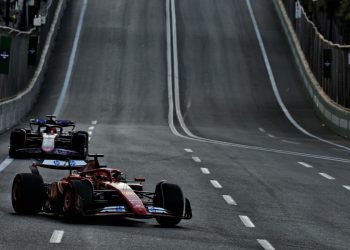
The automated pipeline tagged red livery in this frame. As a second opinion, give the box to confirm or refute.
[11,154,192,227]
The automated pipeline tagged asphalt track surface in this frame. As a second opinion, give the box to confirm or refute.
[1,0,350,249]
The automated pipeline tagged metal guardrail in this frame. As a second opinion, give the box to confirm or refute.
[273,0,350,138]
[0,0,66,133]
[282,0,350,109]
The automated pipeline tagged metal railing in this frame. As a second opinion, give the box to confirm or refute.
[282,0,350,108]
[0,0,57,101]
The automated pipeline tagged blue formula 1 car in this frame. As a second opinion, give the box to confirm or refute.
[9,115,89,159]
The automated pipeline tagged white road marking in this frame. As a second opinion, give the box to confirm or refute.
[88,126,95,130]
[239,215,255,228]
[257,239,275,250]
[192,156,201,163]
[53,0,88,116]
[184,148,193,153]
[0,157,13,173]
[88,131,93,136]
[165,0,350,163]
[200,168,210,174]
[91,120,97,125]
[210,180,222,189]
[343,185,350,191]
[298,161,313,168]
[49,230,64,244]
[245,0,350,152]
[258,128,266,133]
[319,172,335,180]
[222,195,237,205]
[267,134,275,138]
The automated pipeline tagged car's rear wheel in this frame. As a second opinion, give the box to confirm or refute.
[72,132,88,159]
[9,129,26,158]
[153,181,184,227]
[12,173,45,214]
[63,180,93,218]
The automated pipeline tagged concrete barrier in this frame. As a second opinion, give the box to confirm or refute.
[0,0,66,133]
[272,0,350,138]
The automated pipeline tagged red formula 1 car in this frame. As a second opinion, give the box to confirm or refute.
[9,115,88,159]
[11,155,192,227]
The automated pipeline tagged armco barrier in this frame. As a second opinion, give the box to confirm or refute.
[272,0,350,138]
[0,0,66,133]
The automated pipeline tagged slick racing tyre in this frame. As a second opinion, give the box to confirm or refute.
[63,180,93,218]
[9,129,26,158]
[12,173,45,214]
[72,132,88,159]
[153,181,184,227]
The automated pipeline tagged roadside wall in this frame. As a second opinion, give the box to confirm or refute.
[273,0,350,138]
[0,0,66,133]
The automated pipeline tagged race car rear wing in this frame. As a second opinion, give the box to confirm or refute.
[29,118,75,130]
[30,159,87,175]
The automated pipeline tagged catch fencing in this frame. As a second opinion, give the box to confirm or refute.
[0,0,59,101]
[282,0,350,108]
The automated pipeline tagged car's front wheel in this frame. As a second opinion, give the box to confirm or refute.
[153,181,184,227]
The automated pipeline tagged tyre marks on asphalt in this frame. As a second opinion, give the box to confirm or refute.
[258,127,300,145]
[186,148,274,249]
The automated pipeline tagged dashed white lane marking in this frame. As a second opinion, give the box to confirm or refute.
[239,215,255,228]
[257,239,275,250]
[298,161,313,168]
[319,173,335,180]
[0,157,13,173]
[210,180,222,189]
[184,148,193,153]
[200,168,210,174]
[88,126,95,130]
[343,185,350,191]
[222,195,237,205]
[49,230,64,244]
[258,128,266,133]
[267,134,275,138]
[192,156,201,163]
[91,120,97,125]
[88,131,93,136]
[282,140,300,145]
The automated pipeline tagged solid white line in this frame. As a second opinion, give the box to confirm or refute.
[210,180,222,189]
[200,168,210,174]
[258,128,266,133]
[343,185,350,191]
[88,126,95,130]
[170,0,198,139]
[192,156,201,163]
[319,172,335,180]
[54,0,88,116]
[49,230,64,244]
[257,239,275,250]
[91,120,97,125]
[239,215,255,228]
[298,161,313,168]
[245,0,350,152]
[0,157,13,173]
[184,148,193,153]
[222,195,237,205]
[165,0,350,164]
